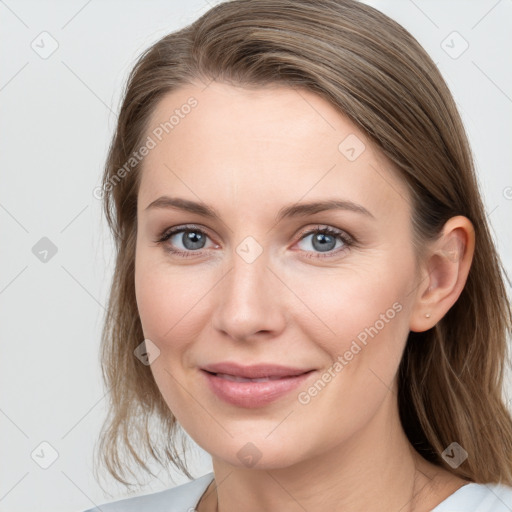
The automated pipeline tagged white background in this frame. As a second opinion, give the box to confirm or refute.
[1,1,511,511]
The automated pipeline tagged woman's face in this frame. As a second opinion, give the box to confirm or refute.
[135,81,421,469]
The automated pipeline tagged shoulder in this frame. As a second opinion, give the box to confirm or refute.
[81,472,214,512]
[432,481,512,511]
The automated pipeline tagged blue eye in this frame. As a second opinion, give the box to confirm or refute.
[155,224,353,259]
[156,225,214,257]
[296,226,352,258]
[170,229,207,250]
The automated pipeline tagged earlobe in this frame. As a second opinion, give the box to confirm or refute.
[409,216,475,333]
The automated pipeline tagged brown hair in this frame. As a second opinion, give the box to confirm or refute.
[96,0,512,488]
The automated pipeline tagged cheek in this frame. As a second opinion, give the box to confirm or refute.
[286,255,415,413]
[284,257,412,348]
[134,255,215,351]
[290,270,412,443]
[134,256,212,419]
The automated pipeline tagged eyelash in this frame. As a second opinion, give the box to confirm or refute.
[154,224,354,259]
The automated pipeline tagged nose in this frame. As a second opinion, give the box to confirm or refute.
[210,246,288,342]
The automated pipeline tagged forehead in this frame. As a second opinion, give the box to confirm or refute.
[138,81,410,219]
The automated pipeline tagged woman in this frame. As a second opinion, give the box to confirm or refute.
[84,0,512,510]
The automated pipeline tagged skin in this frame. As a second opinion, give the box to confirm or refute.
[134,81,475,511]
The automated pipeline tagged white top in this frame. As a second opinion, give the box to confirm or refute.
[82,472,512,511]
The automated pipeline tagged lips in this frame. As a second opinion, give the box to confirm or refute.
[201,362,313,379]
[200,362,316,408]
[214,373,285,383]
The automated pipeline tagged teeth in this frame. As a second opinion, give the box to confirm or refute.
[215,373,283,382]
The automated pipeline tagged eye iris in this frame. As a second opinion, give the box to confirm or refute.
[312,232,336,252]
[182,230,205,250]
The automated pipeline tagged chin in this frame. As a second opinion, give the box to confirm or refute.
[201,434,311,471]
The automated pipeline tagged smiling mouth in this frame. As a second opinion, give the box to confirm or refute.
[200,368,316,408]
[206,371,310,383]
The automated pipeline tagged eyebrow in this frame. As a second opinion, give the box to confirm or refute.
[144,196,374,221]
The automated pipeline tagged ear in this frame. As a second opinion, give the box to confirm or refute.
[409,215,475,332]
